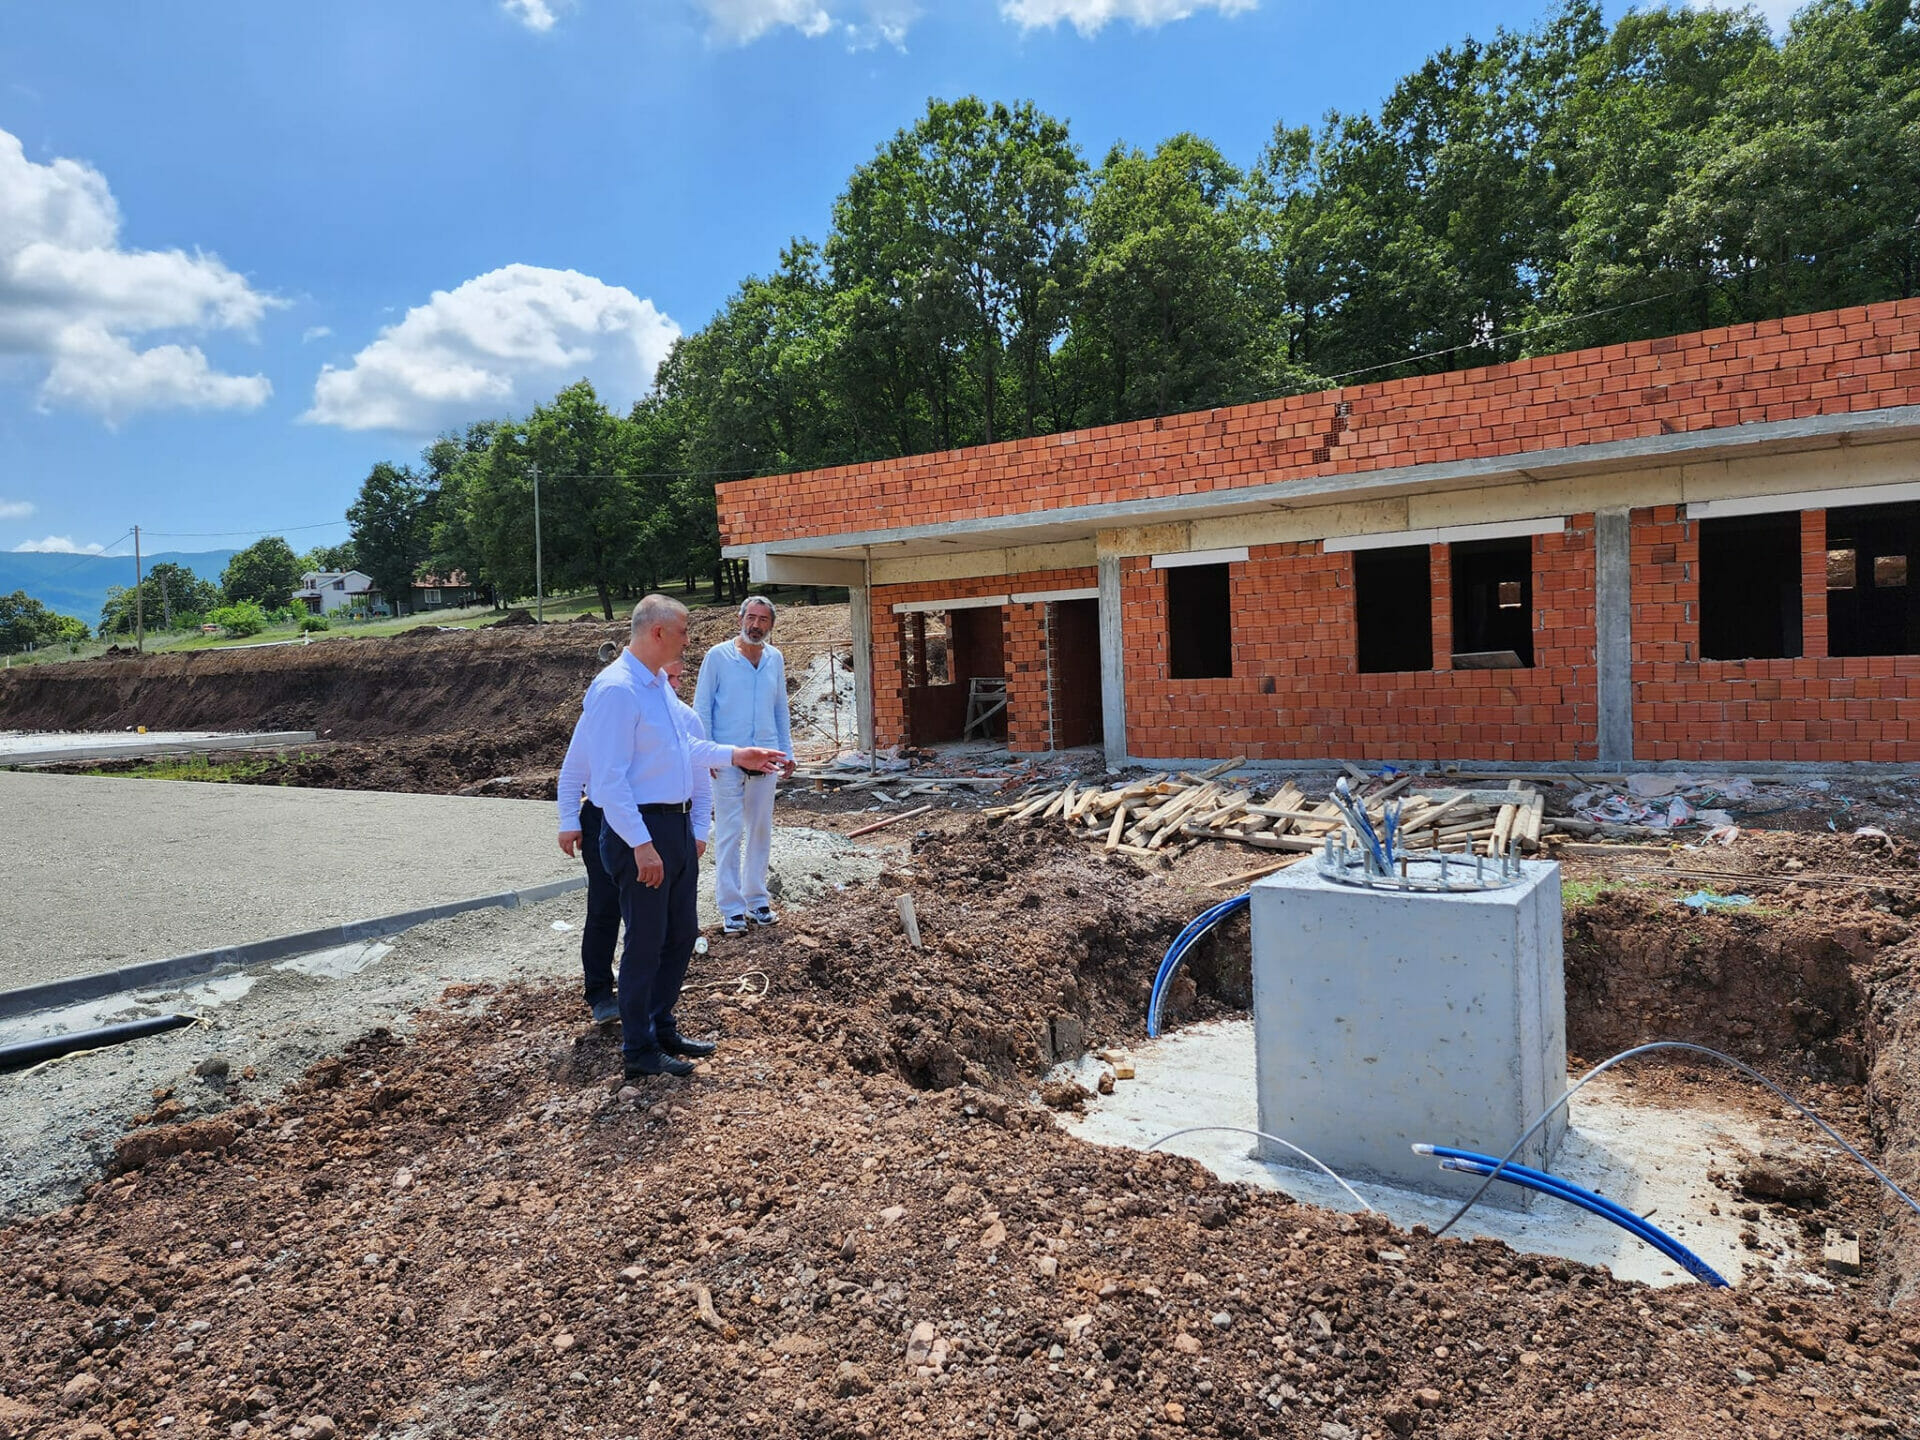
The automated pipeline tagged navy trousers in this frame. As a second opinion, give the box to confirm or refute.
[577,801,622,1011]
[598,807,700,1062]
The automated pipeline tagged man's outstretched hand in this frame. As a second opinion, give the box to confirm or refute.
[732,746,789,774]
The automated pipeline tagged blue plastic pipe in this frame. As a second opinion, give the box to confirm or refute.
[1146,893,1249,1038]
[1424,1148,1728,1287]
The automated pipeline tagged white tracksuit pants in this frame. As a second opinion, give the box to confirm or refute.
[713,766,777,918]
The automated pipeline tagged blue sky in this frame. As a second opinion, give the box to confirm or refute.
[0,0,1787,560]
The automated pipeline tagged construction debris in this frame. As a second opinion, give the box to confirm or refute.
[984,760,1558,861]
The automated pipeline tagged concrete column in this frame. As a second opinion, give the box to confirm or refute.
[848,584,875,753]
[1595,509,1633,764]
[1098,554,1128,767]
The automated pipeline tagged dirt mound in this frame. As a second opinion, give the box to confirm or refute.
[486,608,537,628]
[5,905,1916,1438]
[1564,889,1880,1081]
[2,601,853,795]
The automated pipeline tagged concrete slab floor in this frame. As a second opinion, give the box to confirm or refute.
[0,729,316,765]
[1057,1018,1839,1292]
[0,771,880,998]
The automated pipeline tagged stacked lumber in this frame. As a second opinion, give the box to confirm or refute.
[985,762,1562,863]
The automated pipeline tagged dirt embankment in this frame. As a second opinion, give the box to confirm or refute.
[0,602,853,796]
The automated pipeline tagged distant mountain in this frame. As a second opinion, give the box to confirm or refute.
[0,549,240,627]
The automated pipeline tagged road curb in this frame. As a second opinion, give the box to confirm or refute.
[0,875,587,1022]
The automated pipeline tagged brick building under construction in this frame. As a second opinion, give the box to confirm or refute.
[718,298,1920,768]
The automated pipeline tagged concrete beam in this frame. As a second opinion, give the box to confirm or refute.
[1594,510,1633,764]
[746,549,866,587]
[1098,554,1127,768]
[848,585,875,752]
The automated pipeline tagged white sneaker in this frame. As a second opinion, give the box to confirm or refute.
[723,914,749,935]
[748,906,778,927]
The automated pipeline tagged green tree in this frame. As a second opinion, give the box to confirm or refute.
[0,591,88,652]
[1072,134,1299,424]
[524,381,639,620]
[221,536,302,609]
[99,563,220,636]
[297,540,359,575]
[423,422,503,606]
[207,601,268,638]
[346,462,434,614]
[829,97,1086,448]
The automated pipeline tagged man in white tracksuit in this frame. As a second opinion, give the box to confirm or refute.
[694,596,796,934]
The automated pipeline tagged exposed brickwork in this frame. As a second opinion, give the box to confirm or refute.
[868,570,1097,751]
[720,299,1920,548]
[1112,525,1599,763]
[1630,505,1920,762]
[1004,602,1049,753]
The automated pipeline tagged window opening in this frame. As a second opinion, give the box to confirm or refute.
[1166,563,1232,680]
[1698,513,1802,660]
[1828,503,1920,656]
[1354,545,1432,674]
[1450,537,1532,668]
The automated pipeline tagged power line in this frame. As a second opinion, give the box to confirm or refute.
[143,519,353,539]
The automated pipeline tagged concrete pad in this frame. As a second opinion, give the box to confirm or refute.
[0,770,881,1006]
[1061,1019,1834,1291]
[0,771,580,996]
[0,729,316,764]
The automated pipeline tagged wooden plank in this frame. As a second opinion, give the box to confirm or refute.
[1194,754,1249,782]
[847,804,935,839]
[1209,856,1304,888]
[1105,804,1127,852]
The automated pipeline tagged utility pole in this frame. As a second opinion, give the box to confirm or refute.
[133,525,144,654]
[531,460,544,623]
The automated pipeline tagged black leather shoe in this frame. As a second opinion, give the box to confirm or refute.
[623,1047,694,1079]
[659,1030,716,1059]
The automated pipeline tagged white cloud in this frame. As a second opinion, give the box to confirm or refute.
[0,499,32,520]
[13,535,106,554]
[40,327,272,422]
[699,0,834,41]
[301,325,332,343]
[0,128,276,422]
[305,264,681,433]
[1001,0,1254,35]
[503,0,561,30]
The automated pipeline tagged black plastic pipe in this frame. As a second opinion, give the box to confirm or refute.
[0,1013,195,1073]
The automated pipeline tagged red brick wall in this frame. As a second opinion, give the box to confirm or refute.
[1630,505,1920,761]
[1116,524,1599,762]
[868,569,1097,752]
[721,299,1920,549]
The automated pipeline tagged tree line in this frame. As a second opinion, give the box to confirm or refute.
[322,0,1911,618]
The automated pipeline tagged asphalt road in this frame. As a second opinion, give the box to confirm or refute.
[0,771,579,995]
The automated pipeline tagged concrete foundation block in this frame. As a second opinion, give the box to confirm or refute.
[1249,859,1566,1208]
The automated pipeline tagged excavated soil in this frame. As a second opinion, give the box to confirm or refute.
[0,603,853,797]
[5,823,1920,1439]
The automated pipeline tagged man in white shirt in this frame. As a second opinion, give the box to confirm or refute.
[557,657,711,1027]
[693,596,797,935]
[576,594,785,1080]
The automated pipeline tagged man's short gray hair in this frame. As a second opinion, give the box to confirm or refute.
[630,593,689,638]
[739,595,777,623]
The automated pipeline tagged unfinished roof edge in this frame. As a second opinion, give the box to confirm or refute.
[721,297,1920,565]
[728,403,1920,563]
